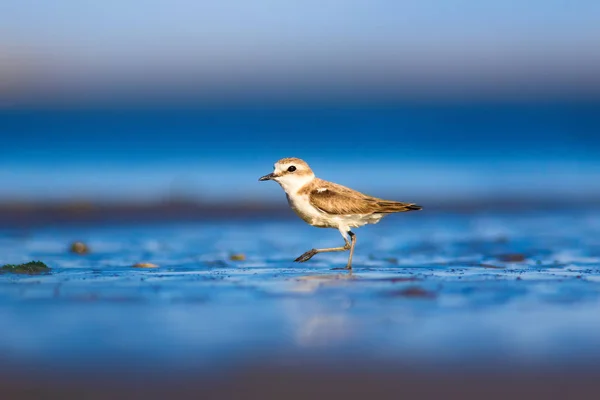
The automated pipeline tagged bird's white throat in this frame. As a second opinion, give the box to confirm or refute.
[275,173,315,195]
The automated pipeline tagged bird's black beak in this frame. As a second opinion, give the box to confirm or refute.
[259,173,275,181]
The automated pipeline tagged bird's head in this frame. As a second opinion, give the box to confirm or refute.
[259,157,315,192]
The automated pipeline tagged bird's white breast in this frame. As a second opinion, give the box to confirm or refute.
[286,193,333,227]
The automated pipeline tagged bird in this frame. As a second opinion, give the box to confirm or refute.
[258,157,422,270]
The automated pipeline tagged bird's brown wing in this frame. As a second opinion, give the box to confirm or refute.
[308,181,422,215]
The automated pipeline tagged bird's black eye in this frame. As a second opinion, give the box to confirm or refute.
[287,166,297,172]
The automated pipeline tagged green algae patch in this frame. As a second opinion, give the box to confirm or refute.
[1,261,51,275]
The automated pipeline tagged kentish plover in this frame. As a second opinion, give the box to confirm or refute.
[259,157,422,270]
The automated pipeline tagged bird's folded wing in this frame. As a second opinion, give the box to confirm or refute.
[309,184,422,215]
[309,187,381,215]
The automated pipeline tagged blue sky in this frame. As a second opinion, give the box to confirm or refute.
[1,0,599,103]
[3,0,599,47]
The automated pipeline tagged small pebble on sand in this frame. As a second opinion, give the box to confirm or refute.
[133,262,159,268]
[229,254,246,261]
[70,242,90,255]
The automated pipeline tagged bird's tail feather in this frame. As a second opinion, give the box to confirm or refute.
[376,201,423,213]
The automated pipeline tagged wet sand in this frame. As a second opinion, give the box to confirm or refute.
[2,363,600,399]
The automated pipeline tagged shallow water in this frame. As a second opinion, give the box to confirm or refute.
[1,210,600,374]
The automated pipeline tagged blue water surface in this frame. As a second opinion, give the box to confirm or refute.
[1,103,599,202]
[1,209,599,373]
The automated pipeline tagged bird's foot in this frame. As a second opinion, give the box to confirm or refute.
[331,265,352,271]
[294,249,318,263]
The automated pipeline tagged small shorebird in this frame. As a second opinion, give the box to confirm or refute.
[259,157,422,270]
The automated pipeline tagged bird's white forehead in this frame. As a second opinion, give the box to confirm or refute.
[274,161,297,172]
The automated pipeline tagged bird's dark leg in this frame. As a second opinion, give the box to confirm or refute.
[331,231,356,270]
[294,239,351,263]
